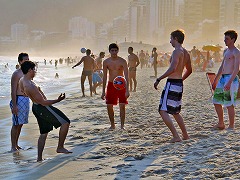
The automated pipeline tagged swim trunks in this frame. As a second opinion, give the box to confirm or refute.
[106,81,128,105]
[93,72,102,84]
[10,95,30,125]
[82,70,93,76]
[212,74,239,107]
[129,67,137,71]
[159,79,183,115]
[32,103,70,134]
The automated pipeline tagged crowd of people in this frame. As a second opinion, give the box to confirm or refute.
[9,29,240,162]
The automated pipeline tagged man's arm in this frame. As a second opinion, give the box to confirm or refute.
[101,60,108,100]
[72,57,84,68]
[123,59,130,98]
[10,72,19,115]
[26,85,65,106]
[135,54,140,67]
[182,50,192,81]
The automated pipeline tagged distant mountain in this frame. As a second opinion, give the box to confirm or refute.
[0,0,131,35]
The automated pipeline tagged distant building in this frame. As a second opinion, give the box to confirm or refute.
[11,23,28,46]
[69,16,95,39]
[112,11,128,44]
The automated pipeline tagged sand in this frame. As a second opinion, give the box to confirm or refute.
[2,64,240,179]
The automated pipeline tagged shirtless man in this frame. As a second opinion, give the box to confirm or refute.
[154,29,192,143]
[10,53,30,152]
[139,50,146,69]
[93,52,105,94]
[212,30,240,130]
[128,47,140,92]
[95,52,105,69]
[152,47,158,77]
[19,61,72,162]
[101,43,130,129]
[72,49,95,97]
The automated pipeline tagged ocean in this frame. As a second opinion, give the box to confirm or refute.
[0,55,87,179]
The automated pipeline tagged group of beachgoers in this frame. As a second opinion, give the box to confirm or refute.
[9,29,240,162]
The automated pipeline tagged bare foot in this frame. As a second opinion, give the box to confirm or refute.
[226,126,234,130]
[17,146,22,150]
[10,148,19,153]
[82,94,85,97]
[212,124,225,130]
[169,137,182,143]
[182,135,190,140]
[56,148,72,154]
[108,126,115,130]
[120,126,125,130]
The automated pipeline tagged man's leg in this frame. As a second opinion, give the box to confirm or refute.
[11,125,19,151]
[16,124,23,149]
[87,75,93,97]
[119,104,126,129]
[107,104,115,129]
[37,133,48,162]
[213,104,225,129]
[159,110,181,142]
[129,76,133,92]
[133,72,137,92]
[173,113,189,140]
[226,105,235,129]
[154,64,157,77]
[57,123,72,153]
[81,75,86,97]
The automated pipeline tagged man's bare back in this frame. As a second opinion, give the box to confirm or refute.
[12,69,25,96]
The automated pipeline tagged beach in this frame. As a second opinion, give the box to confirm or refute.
[1,63,240,179]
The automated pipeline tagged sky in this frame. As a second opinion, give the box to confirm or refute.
[0,0,132,35]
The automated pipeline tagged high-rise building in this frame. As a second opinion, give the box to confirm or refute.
[69,16,95,39]
[183,0,220,44]
[112,11,128,43]
[219,0,240,42]
[128,0,149,43]
[11,23,28,43]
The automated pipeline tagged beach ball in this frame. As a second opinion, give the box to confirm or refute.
[113,76,126,90]
[80,48,86,53]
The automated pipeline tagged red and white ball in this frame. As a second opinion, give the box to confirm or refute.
[113,76,126,90]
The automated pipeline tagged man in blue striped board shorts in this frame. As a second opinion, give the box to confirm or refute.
[154,29,192,143]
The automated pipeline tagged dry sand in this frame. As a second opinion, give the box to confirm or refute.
[5,65,240,179]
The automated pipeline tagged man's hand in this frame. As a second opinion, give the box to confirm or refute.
[154,79,160,90]
[12,105,18,115]
[57,93,66,102]
[101,92,105,100]
[125,91,130,99]
[224,81,231,91]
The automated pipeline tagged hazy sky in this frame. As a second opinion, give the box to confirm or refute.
[0,0,132,35]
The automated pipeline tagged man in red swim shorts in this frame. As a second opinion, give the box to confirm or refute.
[101,43,130,129]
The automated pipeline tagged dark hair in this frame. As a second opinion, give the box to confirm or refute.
[224,30,238,42]
[108,43,119,52]
[21,61,36,74]
[170,29,185,44]
[18,53,29,63]
[128,47,133,51]
[86,49,91,55]
[99,52,105,56]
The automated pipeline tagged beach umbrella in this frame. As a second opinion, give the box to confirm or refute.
[202,45,221,52]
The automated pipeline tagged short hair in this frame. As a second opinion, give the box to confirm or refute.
[18,53,29,63]
[21,61,36,74]
[170,29,185,44]
[153,47,157,51]
[109,43,119,52]
[128,47,133,51]
[86,49,91,55]
[224,30,238,42]
[99,52,105,56]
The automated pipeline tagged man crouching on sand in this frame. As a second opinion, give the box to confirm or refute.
[19,61,72,162]
[154,29,192,143]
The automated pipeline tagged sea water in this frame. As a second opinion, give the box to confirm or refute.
[0,56,86,179]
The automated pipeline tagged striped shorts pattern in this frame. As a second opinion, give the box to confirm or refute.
[159,79,183,115]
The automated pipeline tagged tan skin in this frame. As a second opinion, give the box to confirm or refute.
[212,35,240,130]
[101,48,129,129]
[19,67,72,162]
[128,48,140,92]
[10,55,29,152]
[72,54,95,97]
[154,35,192,143]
